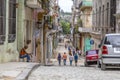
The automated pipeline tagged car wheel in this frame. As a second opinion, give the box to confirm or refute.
[97,60,101,68]
[101,63,106,70]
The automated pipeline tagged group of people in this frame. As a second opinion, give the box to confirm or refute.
[57,51,79,66]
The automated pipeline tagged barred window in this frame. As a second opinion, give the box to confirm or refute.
[0,0,6,44]
[8,0,16,43]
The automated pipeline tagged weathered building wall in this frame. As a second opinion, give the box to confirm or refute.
[0,0,19,63]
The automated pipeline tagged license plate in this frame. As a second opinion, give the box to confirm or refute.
[116,48,120,51]
[114,48,120,53]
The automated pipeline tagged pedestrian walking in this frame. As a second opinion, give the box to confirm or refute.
[68,46,71,52]
[57,53,62,66]
[65,43,67,49]
[74,53,78,66]
[62,52,67,65]
[69,49,72,55]
[72,49,76,56]
[69,54,74,66]
[78,49,81,56]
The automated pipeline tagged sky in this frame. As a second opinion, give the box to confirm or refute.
[58,0,73,12]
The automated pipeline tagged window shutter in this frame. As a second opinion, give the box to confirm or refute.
[0,0,6,45]
[8,0,16,43]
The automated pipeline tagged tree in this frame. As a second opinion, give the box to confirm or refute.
[60,20,70,34]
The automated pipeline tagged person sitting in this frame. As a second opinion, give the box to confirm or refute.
[19,46,31,62]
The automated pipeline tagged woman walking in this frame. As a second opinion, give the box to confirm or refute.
[69,54,74,66]
[74,53,78,66]
[57,53,62,66]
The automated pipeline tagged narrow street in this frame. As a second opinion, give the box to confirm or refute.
[28,41,120,80]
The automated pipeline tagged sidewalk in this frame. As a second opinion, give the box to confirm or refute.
[0,62,40,80]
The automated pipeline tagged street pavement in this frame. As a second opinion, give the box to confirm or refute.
[28,41,120,80]
[28,64,120,80]
[0,62,39,80]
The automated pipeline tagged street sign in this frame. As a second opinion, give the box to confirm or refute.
[90,39,94,45]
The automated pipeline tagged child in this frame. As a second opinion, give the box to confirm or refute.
[69,54,74,66]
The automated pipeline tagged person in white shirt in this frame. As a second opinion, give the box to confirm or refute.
[69,54,74,66]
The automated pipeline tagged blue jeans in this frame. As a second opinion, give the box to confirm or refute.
[63,59,66,65]
[70,60,73,66]
[58,59,61,66]
[20,54,30,62]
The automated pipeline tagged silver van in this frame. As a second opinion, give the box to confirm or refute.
[98,33,120,70]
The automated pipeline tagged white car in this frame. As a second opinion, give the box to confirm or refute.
[98,33,120,70]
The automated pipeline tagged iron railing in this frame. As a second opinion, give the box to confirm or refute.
[8,34,16,43]
[0,35,5,44]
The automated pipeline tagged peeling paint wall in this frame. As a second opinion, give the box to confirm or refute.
[0,0,19,63]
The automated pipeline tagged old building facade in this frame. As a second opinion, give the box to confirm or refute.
[72,0,92,54]
[0,0,18,63]
[91,0,116,49]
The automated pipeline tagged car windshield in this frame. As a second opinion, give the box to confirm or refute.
[104,35,120,46]
[87,50,97,55]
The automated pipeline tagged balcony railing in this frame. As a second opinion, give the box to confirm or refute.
[26,0,41,8]
[78,27,92,33]
[8,34,16,43]
[0,35,5,45]
[92,26,115,34]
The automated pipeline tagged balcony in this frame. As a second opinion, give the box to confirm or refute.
[79,0,92,11]
[92,26,115,34]
[78,27,92,33]
[26,0,41,8]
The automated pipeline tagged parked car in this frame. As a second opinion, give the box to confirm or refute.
[84,50,99,67]
[98,33,120,70]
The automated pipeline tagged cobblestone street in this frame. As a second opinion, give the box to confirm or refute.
[28,65,120,80]
[28,42,120,80]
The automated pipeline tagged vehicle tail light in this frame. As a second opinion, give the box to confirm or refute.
[102,45,108,54]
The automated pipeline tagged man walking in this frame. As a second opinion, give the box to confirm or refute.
[62,52,67,65]
[57,53,62,66]
[74,53,78,66]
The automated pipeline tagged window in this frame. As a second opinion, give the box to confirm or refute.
[99,7,101,26]
[0,0,6,44]
[8,0,16,43]
[87,50,97,55]
[106,3,109,26]
[96,9,97,26]
[102,5,104,26]
[104,35,120,46]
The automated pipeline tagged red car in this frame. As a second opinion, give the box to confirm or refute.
[84,50,99,67]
